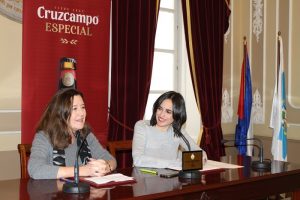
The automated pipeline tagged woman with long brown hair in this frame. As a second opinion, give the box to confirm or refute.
[28,89,116,179]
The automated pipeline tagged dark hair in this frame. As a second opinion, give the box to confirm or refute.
[150,91,187,137]
[36,88,90,149]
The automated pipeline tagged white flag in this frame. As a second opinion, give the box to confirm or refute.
[269,35,287,162]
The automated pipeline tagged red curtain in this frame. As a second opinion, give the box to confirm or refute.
[182,0,230,161]
[108,0,160,167]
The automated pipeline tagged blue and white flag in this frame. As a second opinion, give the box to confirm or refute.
[269,35,287,162]
[235,41,253,156]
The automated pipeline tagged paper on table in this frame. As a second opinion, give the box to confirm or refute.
[201,160,243,171]
[168,159,243,171]
[84,173,134,185]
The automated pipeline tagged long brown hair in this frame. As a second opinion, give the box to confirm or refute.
[36,89,90,149]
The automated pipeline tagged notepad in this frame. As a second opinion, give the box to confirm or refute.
[82,173,136,188]
[168,159,243,171]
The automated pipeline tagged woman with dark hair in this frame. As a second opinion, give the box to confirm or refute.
[28,89,116,179]
[132,91,206,168]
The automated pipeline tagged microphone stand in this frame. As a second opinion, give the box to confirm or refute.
[249,138,271,172]
[174,127,201,179]
[222,138,271,172]
[178,162,202,179]
[63,131,90,194]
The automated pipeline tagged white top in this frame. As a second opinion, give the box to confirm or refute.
[132,120,203,168]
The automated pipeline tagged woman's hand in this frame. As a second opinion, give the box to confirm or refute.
[86,158,111,176]
[78,158,116,177]
[58,159,111,178]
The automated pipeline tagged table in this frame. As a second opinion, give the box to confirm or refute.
[1,156,300,200]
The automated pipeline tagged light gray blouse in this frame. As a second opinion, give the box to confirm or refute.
[132,120,202,168]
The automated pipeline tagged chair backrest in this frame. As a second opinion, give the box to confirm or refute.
[107,140,132,158]
[17,144,32,179]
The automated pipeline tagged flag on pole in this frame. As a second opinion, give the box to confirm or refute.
[269,33,287,162]
[235,38,253,156]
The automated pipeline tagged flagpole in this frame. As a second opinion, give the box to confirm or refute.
[243,36,247,60]
[243,36,254,157]
[235,36,253,156]
[270,30,288,161]
[276,31,281,90]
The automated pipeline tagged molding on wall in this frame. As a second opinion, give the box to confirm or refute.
[262,0,267,124]
[249,0,252,60]
[230,0,234,123]
[288,123,300,127]
[222,89,233,123]
[0,131,20,135]
[0,109,21,113]
[252,0,263,42]
[252,89,264,124]
[287,0,300,109]
[0,0,22,23]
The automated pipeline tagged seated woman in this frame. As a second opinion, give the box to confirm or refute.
[132,91,207,169]
[28,88,116,179]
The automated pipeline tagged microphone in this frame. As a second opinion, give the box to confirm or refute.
[173,126,202,179]
[222,138,271,172]
[173,126,191,151]
[63,131,90,194]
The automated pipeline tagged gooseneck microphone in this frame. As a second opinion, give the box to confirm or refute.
[222,138,271,172]
[63,131,90,194]
[173,126,201,179]
[173,126,191,151]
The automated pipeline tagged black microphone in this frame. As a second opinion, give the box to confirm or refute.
[63,131,90,194]
[222,138,271,172]
[173,126,191,151]
[173,126,201,179]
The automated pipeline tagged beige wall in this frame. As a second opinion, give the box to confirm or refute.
[221,0,300,166]
[0,13,22,150]
[1,0,300,180]
[222,0,300,139]
[0,151,20,180]
[0,13,22,181]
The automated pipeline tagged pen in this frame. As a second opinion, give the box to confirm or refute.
[139,168,158,175]
[60,177,74,183]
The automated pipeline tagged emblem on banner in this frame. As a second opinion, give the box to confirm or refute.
[59,57,77,90]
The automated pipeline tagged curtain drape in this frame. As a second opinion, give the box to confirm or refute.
[182,0,230,161]
[108,0,160,168]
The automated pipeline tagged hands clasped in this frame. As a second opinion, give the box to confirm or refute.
[84,158,111,177]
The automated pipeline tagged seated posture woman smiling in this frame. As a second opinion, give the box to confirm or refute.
[132,91,207,169]
[28,89,116,179]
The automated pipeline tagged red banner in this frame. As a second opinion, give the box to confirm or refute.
[22,0,110,144]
